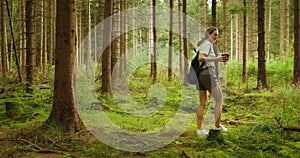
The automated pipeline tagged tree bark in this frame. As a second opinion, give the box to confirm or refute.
[235,8,240,62]
[46,0,83,132]
[178,0,183,76]
[111,0,120,81]
[119,0,127,79]
[230,14,234,60]
[182,0,188,78]
[168,0,173,81]
[43,0,48,75]
[267,0,272,62]
[280,0,285,63]
[5,0,21,82]
[294,0,300,85]
[242,0,247,83]
[205,0,208,28]
[211,0,217,27]
[257,0,267,89]
[78,3,82,65]
[86,0,92,71]
[250,0,257,62]
[285,0,290,61]
[38,0,44,70]
[25,0,36,93]
[151,0,157,83]
[1,0,8,78]
[101,0,113,93]
[48,0,54,66]
[19,0,26,75]
[222,0,227,54]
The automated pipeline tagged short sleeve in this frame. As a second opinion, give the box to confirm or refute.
[198,40,211,56]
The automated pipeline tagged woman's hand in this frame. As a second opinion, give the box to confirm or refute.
[218,53,229,62]
[217,56,229,62]
[199,53,229,62]
[217,56,224,62]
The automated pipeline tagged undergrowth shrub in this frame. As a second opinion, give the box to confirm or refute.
[226,59,299,127]
[226,59,294,89]
[266,59,294,87]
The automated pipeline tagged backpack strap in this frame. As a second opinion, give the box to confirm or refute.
[195,44,211,71]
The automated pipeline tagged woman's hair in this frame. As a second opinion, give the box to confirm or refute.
[206,26,218,35]
[196,27,218,47]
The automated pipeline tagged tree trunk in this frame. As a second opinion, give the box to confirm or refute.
[280,0,285,63]
[149,0,153,78]
[111,0,120,81]
[101,0,113,93]
[294,0,300,85]
[48,0,54,66]
[285,0,290,61]
[5,0,21,82]
[168,0,173,81]
[39,0,44,71]
[78,4,82,65]
[242,0,247,83]
[257,0,267,89]
[235,14,240,62]
[46,0,82,132]
[230,14,234,60]
[211,0,217,27]
[222,0,227,54]
[119,0,127,78]
[19,0,26,76]
[151,0,157,83]
[205,0,208,28]
[43,0,48,75]
[86,0,92,71]
[25,0,36,93]
[94,13,97,62]
[80,2,84,65]
[8,0,13,72]
[182,0,188,78]
[267,0,272,62]
[1,0,8,78]
[250,0,257,63]
[178,0,183,76]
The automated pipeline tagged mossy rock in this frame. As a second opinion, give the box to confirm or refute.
[5,101,24,118]
[206,129,224,143]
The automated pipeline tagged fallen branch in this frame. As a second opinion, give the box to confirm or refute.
[228,119,260,125]
[283,126,300,132]
[18,138,43,150]
[181,150,192,158]
[16,138,68,154]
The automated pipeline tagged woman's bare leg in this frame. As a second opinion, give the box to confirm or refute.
[209,86,223,127]
[197,90,208,130]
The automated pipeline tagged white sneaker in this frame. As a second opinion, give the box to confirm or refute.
[215,124,228,132]
[196,129,209,136]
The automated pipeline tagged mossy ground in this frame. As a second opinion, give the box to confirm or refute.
[0,62,299,157]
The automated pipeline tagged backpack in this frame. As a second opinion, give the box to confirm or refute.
[186,48,206,85]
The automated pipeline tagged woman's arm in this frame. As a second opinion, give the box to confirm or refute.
[198,53,223,62]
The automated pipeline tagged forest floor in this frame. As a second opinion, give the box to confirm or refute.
[0,73,300,157]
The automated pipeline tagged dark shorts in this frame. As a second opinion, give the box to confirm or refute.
[197,71,219,91]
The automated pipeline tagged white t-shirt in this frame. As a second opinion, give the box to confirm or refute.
[197,40,216,74]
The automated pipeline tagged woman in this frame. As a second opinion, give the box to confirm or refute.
[196,27,229,136]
